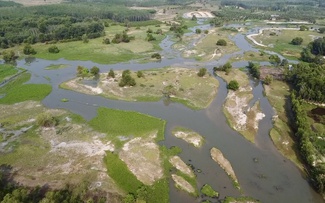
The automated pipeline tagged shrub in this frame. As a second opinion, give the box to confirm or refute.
[151,53,161,60]
[2,50,17,63]
[291,37,303,45]
[264,75,273,85]
[216,39,227,46]
[137,71,144,78]
[90,66,100,76]
[197,68,207,77]
[37,112,58,127]
[300,25,309,31]
[119,70,136,87]
[227,80,239,91]
[195,29,201,34]
[103,38,110,44]
[48,45,60,53]
[23,44,37,55]
[108,69,115,78]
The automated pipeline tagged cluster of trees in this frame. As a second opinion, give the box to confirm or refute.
[301,37,325,64]
[213,62,232,75]
[269,54,281,66]
[23,44,37,55]
[286,63,325,103]
[77,66,100,78]
[227,80,239,91]
[291,93,325,195]
[112,32,134,43]
[119,70,136,87]
[0,3,155,48]
[2,50,18,63]
[247,62,260,79]
[169,23,187,41]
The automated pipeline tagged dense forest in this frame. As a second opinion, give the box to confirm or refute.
[0,3,155,47]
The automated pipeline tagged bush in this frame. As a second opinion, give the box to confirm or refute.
[300,25,309,31]
[137,71,144,78]
[216,39,227,46]
[197,68,207,77]
[48,45,60,53]
[103,38,110,44]
[151,53,161,60]
[291,37,303,45]
[90,66,100,76]
[195,29,201,34]
[119,70,136,87]
[213,62,232,75]
[37,112,58,127]
[227,80,239,91]
[146,33,156,41]
[264,75,273,85]
[23,44,37,55]
[2,50,17,63]
[108,69,115,78]
[204,30,209,34]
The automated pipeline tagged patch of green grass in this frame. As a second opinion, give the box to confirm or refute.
[0,72,52,104]
[201,184,219,198]
[104,152,142,194]
[223,196,260,203]
[0,64,18,82]
[61,98,69,102]
[45,64,69,70]
[89,107,165,145]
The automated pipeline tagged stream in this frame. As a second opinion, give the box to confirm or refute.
[4,21,324,203]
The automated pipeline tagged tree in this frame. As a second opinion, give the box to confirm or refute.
[300,25,309,31]
[108,69,115,78]
[2,50,17,63]
[280,59,289,67]
[216,39,227,46]
[137,71,144,78]
[195,29,201,34]
[227,80,239,91]
[123,194,135,203]
[90,66,100,76]
[48,45,60,53]
[247,62,260,79]
[119,70,136,87]
[291,37,303,45]
[264,75,273,85]
[103,38,110,44]
[319,27,325,34]
[269,54,281,66]
[23,44,37,55]
[204,30,209,34]
[191,14,197,21]
[151,53,161,59]
[197,68,207,77]
[146,34,156,41]
[82,34,89,43]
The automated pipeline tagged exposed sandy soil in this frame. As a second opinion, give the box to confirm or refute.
[172,129,204,148]
[210,147,238,183]
[64,78,103,95]
[171,174,195,194]
[169,156,194,178]
[183,11,215,19]
[0,101,121,196]
[119,133,164,185]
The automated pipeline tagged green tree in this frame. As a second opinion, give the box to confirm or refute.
[300,25,309,31]
[319,27,325,34]
[151,53,161,59]
[137,71,144,78]
[197,68,207,77]
[48,45,60,53]
[108,69,115,78]
[227,80,239,91]
[2,50,17,63]
[103,38,110,44]
[119,70,136,87]
[191,14,197,21]
[82,34,89,43]
[291,37,303,45]
[123,194,135,203]
[264,75,273,85]
[216,39,227,46]
[269,54,281,66]
[195,29,201,34]
[23,44,37,55]
[90,66,100,76]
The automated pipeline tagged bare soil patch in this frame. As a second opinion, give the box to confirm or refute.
[183,11,215,19]
[210,147,238,183]
[172,127,204,147]
[169,156,194,178]
[171,174,195,194]
[119,134,164,185]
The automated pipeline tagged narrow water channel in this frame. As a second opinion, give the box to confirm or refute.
[7,22,324,203]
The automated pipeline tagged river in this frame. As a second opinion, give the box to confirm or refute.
[7,21,324,203]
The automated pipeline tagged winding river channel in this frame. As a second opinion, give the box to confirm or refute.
[7,21,324,203]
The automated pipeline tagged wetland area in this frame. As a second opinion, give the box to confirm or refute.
[0,2,325,203]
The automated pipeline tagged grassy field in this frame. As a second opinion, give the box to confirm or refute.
[0,64,18,83]
[264,80,303,170]
[201,184,219,198]
[229,51,272,63]
[63,67,219,110]
[89,107,165,145]
[0,72,52,104]
[28,24,169,64]
[252,29,323,59]
[45,64,70,70]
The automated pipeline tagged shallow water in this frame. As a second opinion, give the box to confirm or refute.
[3,22,324,203]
